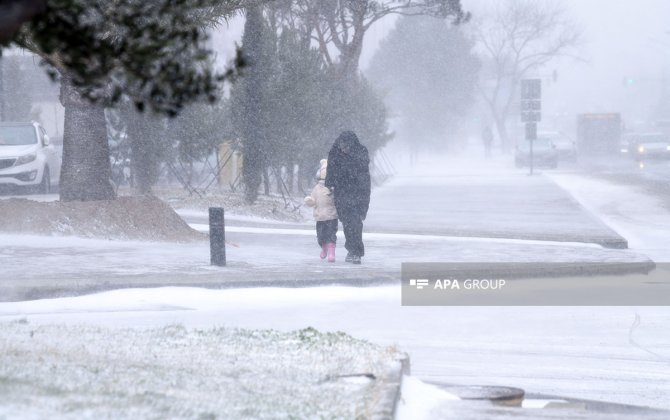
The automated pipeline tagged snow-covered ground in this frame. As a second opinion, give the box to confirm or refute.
[396,376,459,420]
[2,286,669,412]
[550,173,670,261]
[0,318,405,419]
[2,154,670,417]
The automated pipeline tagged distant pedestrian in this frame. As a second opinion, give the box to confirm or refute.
[482,125,494,158]
[304,159,338,262]
[325,131,371,265]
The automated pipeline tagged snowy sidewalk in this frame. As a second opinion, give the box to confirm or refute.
[0,229,651,302]
[176,154,629,248]
[363,156,628,248]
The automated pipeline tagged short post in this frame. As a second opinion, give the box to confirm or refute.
[209,207,226,266]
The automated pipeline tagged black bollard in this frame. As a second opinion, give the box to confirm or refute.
[209,207,226,266]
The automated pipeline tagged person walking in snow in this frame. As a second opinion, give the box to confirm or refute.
[325,131,371,265]
[304,159,338,262]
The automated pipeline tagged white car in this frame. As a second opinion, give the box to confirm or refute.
[0,122,61,194]
[621,132,670,160]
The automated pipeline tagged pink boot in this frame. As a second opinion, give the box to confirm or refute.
[320,243,327,259]
[327,243,336,263]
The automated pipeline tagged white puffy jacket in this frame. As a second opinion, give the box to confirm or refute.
[304,181,338,221]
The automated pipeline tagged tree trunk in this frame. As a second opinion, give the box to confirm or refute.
[129,134,153,195]
[287,163,294,194]
[241,5,266,203]
[339,28,365,79]
[262,167,270,195]
[275,166,283,192]
[59,74,115,201]
[126,110,161,195]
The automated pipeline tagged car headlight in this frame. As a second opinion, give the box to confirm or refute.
[638,145,645,153]
[666,145,670,151]
[15,153,37,166]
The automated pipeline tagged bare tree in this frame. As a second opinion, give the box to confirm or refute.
[474,0,581,151]
[287,0,468,78]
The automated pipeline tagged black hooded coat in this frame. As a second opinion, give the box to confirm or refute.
[325,131,371,219]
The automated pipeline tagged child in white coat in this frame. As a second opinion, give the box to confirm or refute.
[304,159,338,262]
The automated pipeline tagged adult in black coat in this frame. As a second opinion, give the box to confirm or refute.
[325,131,371,263]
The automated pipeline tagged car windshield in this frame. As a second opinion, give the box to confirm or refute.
[518,138,553,150]
[0,126,37,146]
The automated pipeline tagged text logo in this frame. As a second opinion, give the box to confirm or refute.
[409,279,430,290]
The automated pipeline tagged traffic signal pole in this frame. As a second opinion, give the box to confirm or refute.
[530,134,534,176]
[521,79,542,176]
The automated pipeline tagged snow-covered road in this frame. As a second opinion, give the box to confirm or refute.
[550,173,670,261]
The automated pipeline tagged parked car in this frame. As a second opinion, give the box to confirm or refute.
[620,132,670,160]
[539,131,576,162]
[515,137,558,169]
[0,121,60,194]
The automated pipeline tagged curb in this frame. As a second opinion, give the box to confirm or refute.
[0,274,400,303]
[369,353,410,420]
[412,260,657,280]
[523,392,670,416]
[428,383,525,407]
[545,175,629,249]
[1,257,656,303]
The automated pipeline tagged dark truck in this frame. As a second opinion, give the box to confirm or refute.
[576,113,622,157]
